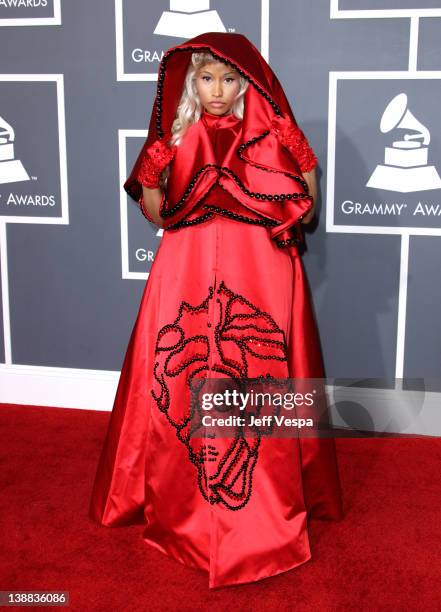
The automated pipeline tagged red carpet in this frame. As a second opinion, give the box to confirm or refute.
[1,402,440,610]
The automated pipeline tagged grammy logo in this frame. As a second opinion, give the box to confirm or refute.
[366,92,441,193]
[153,0,226,39]
[0,115,30,185]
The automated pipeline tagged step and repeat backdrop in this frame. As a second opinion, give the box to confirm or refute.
[0,0,440,421]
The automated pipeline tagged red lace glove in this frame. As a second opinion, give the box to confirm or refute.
[270,115,318,173]
[137,135,177,189]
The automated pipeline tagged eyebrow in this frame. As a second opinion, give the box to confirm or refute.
[200,69,238,76]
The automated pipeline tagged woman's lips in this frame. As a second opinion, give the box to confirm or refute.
[209,102,225,107]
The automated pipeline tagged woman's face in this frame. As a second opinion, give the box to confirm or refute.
[195,61,241,116]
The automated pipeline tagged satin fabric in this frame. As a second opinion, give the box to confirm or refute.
[124,33,314,248]
[89,109,343,589]
[159,109,311,240]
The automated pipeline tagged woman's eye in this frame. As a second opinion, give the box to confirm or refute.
[200,76,236,83]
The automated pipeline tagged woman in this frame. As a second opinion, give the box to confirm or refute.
[89,32,343,589]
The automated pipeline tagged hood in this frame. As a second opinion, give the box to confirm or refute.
[124,32,307,206]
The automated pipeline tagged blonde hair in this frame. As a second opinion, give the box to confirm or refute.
[160,52,249,189]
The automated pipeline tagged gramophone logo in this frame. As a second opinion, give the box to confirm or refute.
[154,0,226,38]
[367,93,441,193]
[0,115,30,185]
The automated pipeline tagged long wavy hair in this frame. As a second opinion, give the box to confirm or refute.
[160,52,249,189]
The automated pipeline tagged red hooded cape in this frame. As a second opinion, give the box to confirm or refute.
[124,32,314,247]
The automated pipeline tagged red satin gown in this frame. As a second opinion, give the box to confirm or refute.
[89,109,343,589]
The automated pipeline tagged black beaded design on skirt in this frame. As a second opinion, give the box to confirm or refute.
[151,278,289,511]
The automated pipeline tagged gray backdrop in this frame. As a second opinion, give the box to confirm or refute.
[0,1,440,406]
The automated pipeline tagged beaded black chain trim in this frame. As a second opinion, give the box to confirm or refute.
[150,278,289,511]
[236,131,310,193]
[219,165,309,202]
[155,46,310,193]
[162,179,219,229]
[154,45,309,242]
[201,204,277,227]
[159,163,217,218]
[166,210,215,230]
[158,161,311,222]
[275,235,301,248]
[165,177,280,230]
